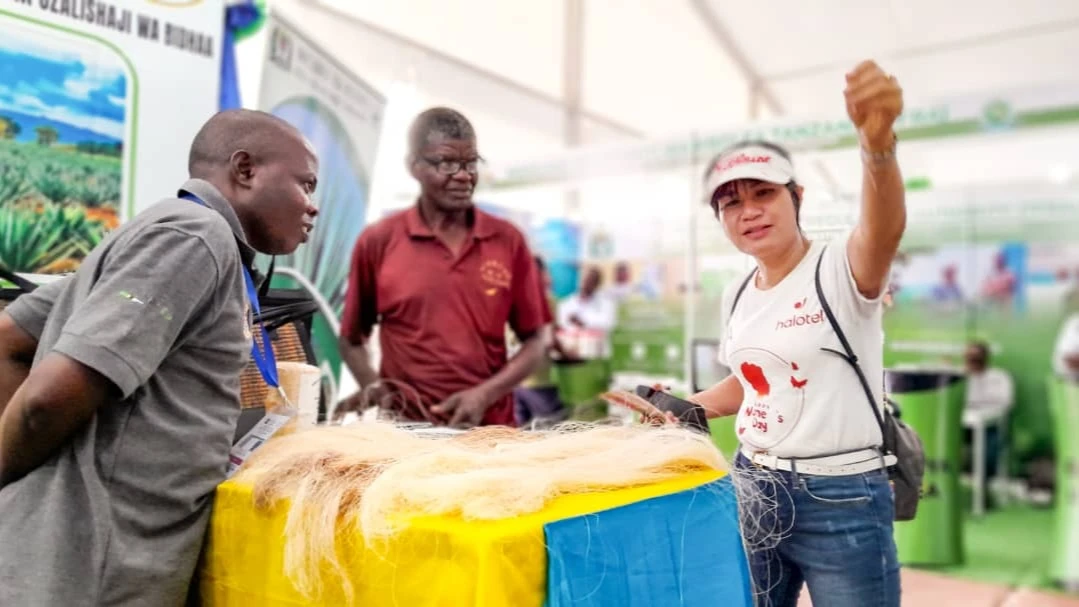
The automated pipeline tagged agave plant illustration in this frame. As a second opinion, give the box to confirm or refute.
[0,164,31,202]
[0,202,106,272]
[0,136,121,273]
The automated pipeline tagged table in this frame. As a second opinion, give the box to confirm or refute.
[197,469,753,606]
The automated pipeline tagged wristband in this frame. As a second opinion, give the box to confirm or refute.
[861,132,898,164]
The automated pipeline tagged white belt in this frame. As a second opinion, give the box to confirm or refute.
[739,446,897,477]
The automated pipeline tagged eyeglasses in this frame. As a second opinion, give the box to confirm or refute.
[421,157,483,176]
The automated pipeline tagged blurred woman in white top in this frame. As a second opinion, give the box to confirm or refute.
[688,60,907,607]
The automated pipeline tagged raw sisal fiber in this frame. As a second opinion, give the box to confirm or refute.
[233,420,728,602]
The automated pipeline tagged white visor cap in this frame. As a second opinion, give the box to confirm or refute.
[705,145,797,199]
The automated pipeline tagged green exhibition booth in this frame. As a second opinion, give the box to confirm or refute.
[887,369,967,566]
[1049,375,1079,589]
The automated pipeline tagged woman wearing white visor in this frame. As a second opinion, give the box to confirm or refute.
[689,60,907,606]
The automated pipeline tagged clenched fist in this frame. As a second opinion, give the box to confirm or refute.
[844,60,903,153]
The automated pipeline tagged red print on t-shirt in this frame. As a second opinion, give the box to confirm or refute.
[789,361,808,389]
[740,363,770,397]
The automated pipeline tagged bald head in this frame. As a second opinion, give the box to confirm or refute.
[188,109,303,177]
[186,109,320,257]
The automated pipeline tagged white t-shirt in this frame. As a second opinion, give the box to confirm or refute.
[964,368,1013,421]
[1053,312,1079,380]
[557,293,617,332]
[718,232,885,459]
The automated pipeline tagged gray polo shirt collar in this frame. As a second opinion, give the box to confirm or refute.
[177,178,256,267]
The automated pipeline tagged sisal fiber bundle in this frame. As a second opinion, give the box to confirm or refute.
[233,420,728,602]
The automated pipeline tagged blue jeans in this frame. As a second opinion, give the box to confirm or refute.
[733,453,900,607]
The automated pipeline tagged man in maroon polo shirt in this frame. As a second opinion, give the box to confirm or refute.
[336,107,550,428]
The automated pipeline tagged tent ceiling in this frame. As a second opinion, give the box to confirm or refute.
[713,0,1079,117]
[266,0,1079,203]
[308,0,751,138]
[309,0,1079,130]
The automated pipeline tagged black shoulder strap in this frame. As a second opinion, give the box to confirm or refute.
[258,255,276,300]
[729,268,756,319]
[0,265,38,293]
[813,248,887,438]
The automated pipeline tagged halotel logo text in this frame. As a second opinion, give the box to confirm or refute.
[776,310,824,331]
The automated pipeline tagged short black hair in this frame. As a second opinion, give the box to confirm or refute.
[968,340,990,361]
[407,107,476,159]
[188,109,300,176]
[704,139,801,222]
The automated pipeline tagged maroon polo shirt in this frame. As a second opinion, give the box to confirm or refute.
[341,205,551,426]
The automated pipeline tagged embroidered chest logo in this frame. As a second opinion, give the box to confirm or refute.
[479,259,512,295]
[775,297,824,331]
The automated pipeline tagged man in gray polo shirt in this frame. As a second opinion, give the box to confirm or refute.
[0,109,318,606]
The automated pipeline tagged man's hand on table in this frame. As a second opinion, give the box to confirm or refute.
[431,386,492,429]
[331,382,393,421]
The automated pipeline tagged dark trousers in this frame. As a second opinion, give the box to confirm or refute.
[963,425,1002,478]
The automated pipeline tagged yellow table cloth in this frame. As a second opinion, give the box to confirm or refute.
[198,469,724,606]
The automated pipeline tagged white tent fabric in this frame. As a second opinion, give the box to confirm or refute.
[236,0,1079,217]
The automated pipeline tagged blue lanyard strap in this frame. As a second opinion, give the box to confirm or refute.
[179,192,279,389]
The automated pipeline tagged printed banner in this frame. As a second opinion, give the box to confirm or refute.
[0,0,223,274]
[257,11,385,397]
[490,84,1079,189]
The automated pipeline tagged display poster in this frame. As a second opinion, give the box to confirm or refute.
[878,192,1079,465]
[257,11,385,396]
[530,218,581,299]
[0,0,223,274]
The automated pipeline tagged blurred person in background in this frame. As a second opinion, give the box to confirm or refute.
[0,109,319,606]
[962,341,1013,479]
[558,265,617,332]
[513,256,570,427]
[932,264,964,304]
[685,60,906,606]
[607,261,636,302]
[1053,308,1079,381]
[980,250,1017,306]
[336,107,550,429]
